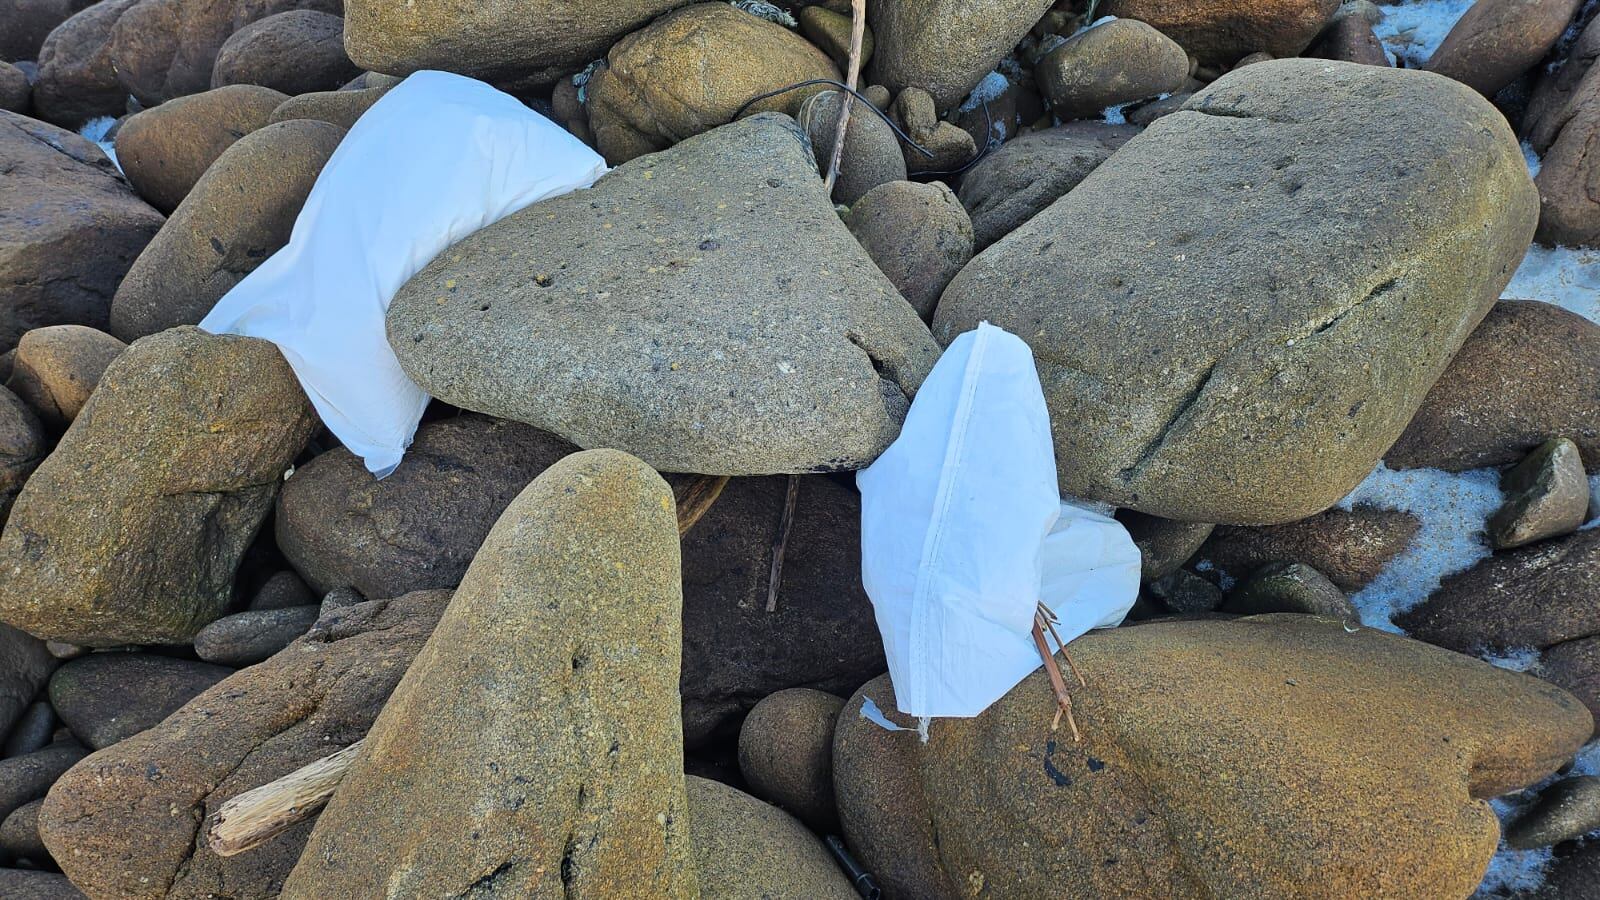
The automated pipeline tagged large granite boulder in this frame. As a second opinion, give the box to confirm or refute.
[389,114,939,476]
[40,591,451,900]
[680,475,884,746]
[114,84,287,214]
[584,3,838,165]
[109,119,343,341]
[686,776,855,899]
[281,451,697,898]
[1425,0,1585,97]
[956,121,1140,250]
[341,0,684,90]
[834,616,1594,899]
[0,328,318,646]
[1387,300,1600,473]
[30,0,138,129]
[866,0,1054,112]
[275,414,575,598]
[106,0,341,107]
[935,61,1537,524]
[1101,0,1341,66]
[209,10,359,95]
[0,110,164,352]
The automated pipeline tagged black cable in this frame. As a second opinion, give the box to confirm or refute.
[731,79,936,159]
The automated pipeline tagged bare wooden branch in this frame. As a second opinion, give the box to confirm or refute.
[823,0,868,194]
[766,475,802,612]
[207,739,365,857]
[674,474,731,536]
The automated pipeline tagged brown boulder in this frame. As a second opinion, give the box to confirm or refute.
[109,119,342,341]
[29,0,138,129]
[1101,0,1341,65]
[281,451,696,898]
[268,83,391,129]
[0,328,318,646]
[1034,18,1190,120]
[210,10,359,95]
[1426,0,1584,96]
[0,0,93,63]
[1534,101,1600,247]
[106,0,341,107]
[276,413,575,599]
[1387,300,1600,473]
[844,180,973,319]
[680,475,886,746]
[1525,15,1599,154]
[737,688,844,833]
[1197,505,1420,591]
[1306,13,1391,66]
[39,592,451,900]
[835,616,1594,899]
[585,3,838,165]
[0,110,163,351]
[956,121,1139,250]
[114,84,286,214]
[1398,527,1600,653]
[4,324,125,429]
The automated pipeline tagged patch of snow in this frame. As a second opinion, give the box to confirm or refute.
[1573,740,1600,776]
[1192,558,1235,591]
[79,116,121,174]
[1588,474,1600,527]
[1103,102,1129,125]
[1337,464,1502,633]
[1372,0,1474,68]
[1506,243,1600,324]
[1475,834,1554,898]
[1482,648,1543,672]
[959,71,1012,113]
[1522,141,1543,177]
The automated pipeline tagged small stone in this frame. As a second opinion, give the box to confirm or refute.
[1148,569,1224,614]
[737,688,846,833]
[0,625,54,751]
[1234,51,1276,68]
[1117,511,1214,584]
[0,742,86,824]
[319,585,366,612]
[5,325,125,430]
[798,89,907,206]
[844,180,974,319]
[1489,438,1590,549]
[1223,561,1358,620]
[1034,18,1190,119]
[2,703,56,760]
[1506,776,1600,849]
[49,653,232,750]
[0,799,47,866]
[1306,14,1390,67]
[905,120,976,174]
[1126,91,1193,125]
[246,570,315,611]
[193,606,320,666]
[890,86,938,142]
[43,643,82,661]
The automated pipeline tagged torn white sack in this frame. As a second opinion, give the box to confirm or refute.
[857,322,1141,720]
[200,70,608,476]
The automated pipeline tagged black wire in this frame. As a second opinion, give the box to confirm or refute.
[731,79,936,159]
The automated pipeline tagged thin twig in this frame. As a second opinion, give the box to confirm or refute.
[766,475,801,612]
[1032,611,1081,742]
[823,0,867,193]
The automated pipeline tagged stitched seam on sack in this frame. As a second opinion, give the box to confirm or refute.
[909,325,991,715]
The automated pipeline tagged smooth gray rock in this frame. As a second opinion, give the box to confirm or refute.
[0,742,86,823]
[49,653,231,749]
[957,122,1140,250]
[1223,561,1358,620]
[0,799,47,865]
[1489,438,1590,549]
[1506,776,1600,849]
[193,606,319,666]
[389,114,939,476]
[935,61,1537,524]
[0,626,54,750]
[2,703,55,759]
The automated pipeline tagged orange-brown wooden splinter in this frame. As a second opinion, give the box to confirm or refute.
[1033,603,1085,742]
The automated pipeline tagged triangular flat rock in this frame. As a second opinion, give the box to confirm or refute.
[387,113,939,475]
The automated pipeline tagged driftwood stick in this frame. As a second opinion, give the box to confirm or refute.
[207,739,365,857]
[766,475,802,612]
[822,0,868,193]
[674,474,731,535]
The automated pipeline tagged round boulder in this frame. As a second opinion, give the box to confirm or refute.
[686,776,856,899]
[109,118,343,341]
[866,0,1055,111]
[798,90,907,206]
[1035,18,1190,120]
[584,2,839,164]
[935,61,1538,524]
[5,325,126,429]
[114,84,286,214]
[1425,0,1584,96]
[210,10,359,95]
[737,688,845,833]
[844,180,973,319]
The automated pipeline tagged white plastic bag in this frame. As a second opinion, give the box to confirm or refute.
[857,322,1141,720]
[200,70,608,476]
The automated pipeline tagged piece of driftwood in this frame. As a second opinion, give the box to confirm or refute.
[766,475,802,612]
[207,740,365,857]
[207,473,733,857]
[822,0,868,193]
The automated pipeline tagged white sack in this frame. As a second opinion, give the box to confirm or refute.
[857,322,1141,720]
[200,70,608,476]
